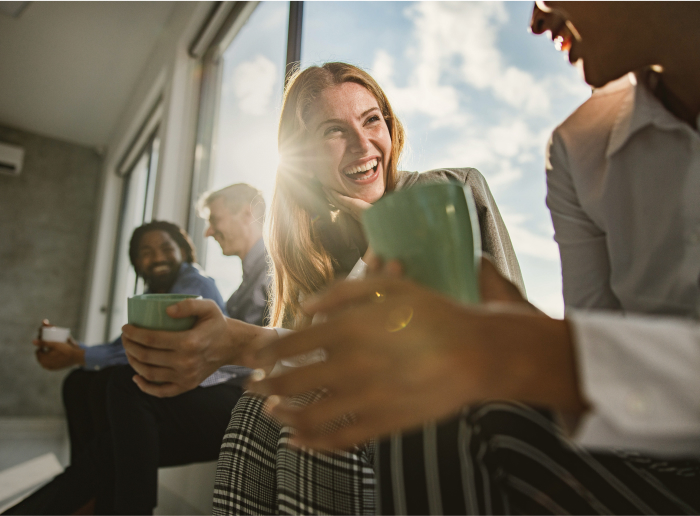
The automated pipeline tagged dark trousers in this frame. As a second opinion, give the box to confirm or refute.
[4,365,243,515]
[376,402,700,515]
[62,368,115,463]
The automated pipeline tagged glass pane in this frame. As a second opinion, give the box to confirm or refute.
[203,1,289,300]
[301,1,590,317]
[106,138,158,340]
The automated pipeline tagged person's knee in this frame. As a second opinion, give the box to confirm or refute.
[466,402,563,478]
[62,369,92,407]
[468,402,553,440]
[105,365,143,404]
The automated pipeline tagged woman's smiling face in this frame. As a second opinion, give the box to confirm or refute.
[304,81,392,205]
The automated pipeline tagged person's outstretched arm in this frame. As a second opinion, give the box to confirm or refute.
[121,298,278,397]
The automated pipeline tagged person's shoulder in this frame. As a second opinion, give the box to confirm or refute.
[397,168,483,189]
[176,263,220,294]
[554,74,632,144]
[395,170,419,189]
[179,262,212,282]
[404,167,490,193]
[176,263,226,308]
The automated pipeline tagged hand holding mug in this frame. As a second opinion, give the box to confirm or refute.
[33,320,84,370]
[123,297,278,397]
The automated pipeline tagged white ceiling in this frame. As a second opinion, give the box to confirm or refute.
[0,1,177,148]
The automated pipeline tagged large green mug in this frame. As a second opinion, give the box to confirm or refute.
[127,294,201,331]
[362,182,481,304]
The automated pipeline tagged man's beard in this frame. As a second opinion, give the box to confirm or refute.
[143,264,180,293]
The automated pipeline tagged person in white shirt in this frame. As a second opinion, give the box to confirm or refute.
[239,2,700,514]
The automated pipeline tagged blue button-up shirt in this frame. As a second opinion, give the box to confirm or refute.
[81,262,227,384]
[207,238,271,385]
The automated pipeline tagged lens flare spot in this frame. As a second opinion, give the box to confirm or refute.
[385,306,413,332]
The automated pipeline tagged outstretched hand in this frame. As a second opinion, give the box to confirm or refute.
[247,264,582,450]
[33,319,84,371]
[33,337,84,370]
[122,298,277,398]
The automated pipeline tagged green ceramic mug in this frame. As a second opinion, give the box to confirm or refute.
[127,294,201,331]
[362,182,481,304]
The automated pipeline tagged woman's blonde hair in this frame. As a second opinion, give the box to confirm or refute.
[266,62,405,329]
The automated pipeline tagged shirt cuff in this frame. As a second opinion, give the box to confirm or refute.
[346,258,367,280]
[273,328,294,338]
[569,309,700,457]
[81,345,104,371]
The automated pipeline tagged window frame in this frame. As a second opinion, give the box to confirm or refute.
[104,128,160,341]
[186,1,304,261]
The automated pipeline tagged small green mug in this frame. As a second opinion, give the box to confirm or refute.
[362,182,481,304]
[127,294,201,331]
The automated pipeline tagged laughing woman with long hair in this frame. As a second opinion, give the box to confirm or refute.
[212,62,525,515]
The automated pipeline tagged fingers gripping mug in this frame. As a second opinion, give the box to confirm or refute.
[362,182,481,304]
[127,294,201,331]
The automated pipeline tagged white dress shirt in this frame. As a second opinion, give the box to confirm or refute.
[546,71,700,456]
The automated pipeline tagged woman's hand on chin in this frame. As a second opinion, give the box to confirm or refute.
[323,186,372,222]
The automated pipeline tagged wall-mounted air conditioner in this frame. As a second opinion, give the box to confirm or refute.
[0,142,25,176]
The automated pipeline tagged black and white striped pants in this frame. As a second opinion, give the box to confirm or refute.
[376,402,700,515]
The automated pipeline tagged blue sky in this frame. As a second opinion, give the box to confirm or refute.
[206,2,591,316]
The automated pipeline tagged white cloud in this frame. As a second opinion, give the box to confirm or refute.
[374,2,551,120]
[531,290,564,318]
[486,120,539,159]
[369,1,573,190]
[231,55,278,116]
[500,211,559,261]
[373,50,463,126]
[492,67,550,114]
[427,118,546,189]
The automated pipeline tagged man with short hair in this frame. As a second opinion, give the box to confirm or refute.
[10,221,241,515]
[35,220,227,460]
[198,183,271,327]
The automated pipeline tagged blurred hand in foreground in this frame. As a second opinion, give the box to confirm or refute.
[122,298,278,398]
[247,261,584,450]
[365,254,534,307]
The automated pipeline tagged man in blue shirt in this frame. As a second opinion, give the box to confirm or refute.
[12,221,242,515]
[36,221,224,371]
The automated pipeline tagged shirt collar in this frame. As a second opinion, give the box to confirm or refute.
[242,238,265,277]
[607,70,694,158]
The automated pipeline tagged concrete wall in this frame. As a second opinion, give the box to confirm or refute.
[0,125,101,416]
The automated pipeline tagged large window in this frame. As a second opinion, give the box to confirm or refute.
[194,2,590,316]
[194,1,289,300]
[106,134,159,340]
